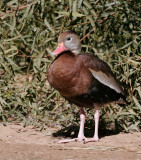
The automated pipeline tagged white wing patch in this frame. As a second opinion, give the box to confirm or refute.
[89,68,125,95]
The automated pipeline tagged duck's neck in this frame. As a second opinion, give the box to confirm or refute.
[52,51,76,63]
[51,51,78,74]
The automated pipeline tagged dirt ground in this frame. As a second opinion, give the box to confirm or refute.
[0,122,140,160]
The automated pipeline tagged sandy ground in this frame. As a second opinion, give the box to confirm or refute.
[0,122,141,160]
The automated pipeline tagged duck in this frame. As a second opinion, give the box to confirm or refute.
[47,30,127,143]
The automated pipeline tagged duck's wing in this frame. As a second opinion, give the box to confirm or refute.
[78,54,125,95]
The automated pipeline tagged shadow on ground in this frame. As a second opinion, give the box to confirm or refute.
[52,119,120,139]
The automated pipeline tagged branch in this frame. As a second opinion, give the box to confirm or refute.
[80,12,115,41]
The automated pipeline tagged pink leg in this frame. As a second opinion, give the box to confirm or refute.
[77,107,87,141]
[84,109,100,143]
[93,109,100,141]
[57,107,87,143]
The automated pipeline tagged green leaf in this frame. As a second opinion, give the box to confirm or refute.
[133,96,141,111]
[44,18,55,34]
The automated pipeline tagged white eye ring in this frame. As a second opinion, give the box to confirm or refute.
[66,37,72,41]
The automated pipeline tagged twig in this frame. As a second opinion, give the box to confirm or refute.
[60,6,68,34]
[16,50,49,58]
[80,12,115,41]
[14,5,27,11]
[80,27,96,42]
[0,5,27,17]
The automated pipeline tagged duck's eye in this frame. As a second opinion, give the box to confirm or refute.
[66,37,71,41]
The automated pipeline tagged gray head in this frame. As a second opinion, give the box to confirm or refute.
[51,31,81,56]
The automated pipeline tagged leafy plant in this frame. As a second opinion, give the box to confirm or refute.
[0,0,140,132]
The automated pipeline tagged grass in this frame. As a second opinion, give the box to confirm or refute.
[0,0,140,132]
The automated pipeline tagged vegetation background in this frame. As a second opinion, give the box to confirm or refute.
[0,0,140,135]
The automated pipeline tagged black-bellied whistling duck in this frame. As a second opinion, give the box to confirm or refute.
[47,31,127,143]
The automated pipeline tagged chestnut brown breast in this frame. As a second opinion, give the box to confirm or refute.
[47,52,92,98]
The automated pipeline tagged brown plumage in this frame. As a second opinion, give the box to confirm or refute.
[47,31,127,143]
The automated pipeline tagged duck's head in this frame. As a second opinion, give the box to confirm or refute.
[51,31,81,56]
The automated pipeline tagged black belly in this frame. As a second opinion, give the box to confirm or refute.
[65,78,126,108]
